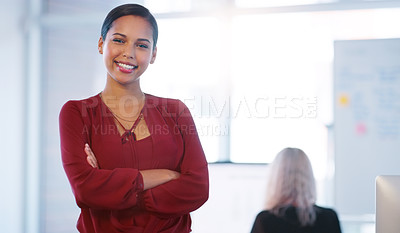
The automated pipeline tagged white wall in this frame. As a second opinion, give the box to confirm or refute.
[191,163,268,233]
[0,0,25,232]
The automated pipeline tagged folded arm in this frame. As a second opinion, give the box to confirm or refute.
[60,101,143,210]
[85,143,180,190]
[138,102,209,216]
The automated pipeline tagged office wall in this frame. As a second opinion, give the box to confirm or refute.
[0,0,25,232]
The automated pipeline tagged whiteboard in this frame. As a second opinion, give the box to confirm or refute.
[334,38,400,215]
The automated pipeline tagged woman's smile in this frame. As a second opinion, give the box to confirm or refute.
[115,61,138,73]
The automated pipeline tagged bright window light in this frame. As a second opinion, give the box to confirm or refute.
[229,13,331,169]
[235,0,332,8]
[142,17,224,162]
[144,0,191,13]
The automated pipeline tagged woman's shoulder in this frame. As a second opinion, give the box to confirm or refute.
[60,94,101,117]
[61,94,101,110]
[145,93,183,105]
[255,210,277,220]
[145,93,187,113]
[314,205,341,231]
[314,205,340,220]
[315,205,339,215]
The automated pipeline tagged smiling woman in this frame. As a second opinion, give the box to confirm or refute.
[98,15,156,86]
[58,4,209,233]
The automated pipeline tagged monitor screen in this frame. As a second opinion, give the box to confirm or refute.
[376,175,400,233]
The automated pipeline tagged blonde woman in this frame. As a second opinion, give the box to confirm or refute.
[251,148,341,233]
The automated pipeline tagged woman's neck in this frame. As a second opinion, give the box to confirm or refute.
[102,76,144,99]
[101,78,145,115]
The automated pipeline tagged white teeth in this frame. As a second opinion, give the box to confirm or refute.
[117,62,135,69]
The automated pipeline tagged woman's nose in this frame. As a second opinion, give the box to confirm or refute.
[123,47,135,59]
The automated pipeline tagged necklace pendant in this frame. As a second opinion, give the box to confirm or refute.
[121,131,131,144]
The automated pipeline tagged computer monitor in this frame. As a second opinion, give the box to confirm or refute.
[376,175,400,233]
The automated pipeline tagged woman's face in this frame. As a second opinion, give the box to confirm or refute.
[98,15,157,86]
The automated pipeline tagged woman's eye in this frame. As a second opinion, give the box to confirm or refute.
[137,44,149,49]
[113,38,124,43]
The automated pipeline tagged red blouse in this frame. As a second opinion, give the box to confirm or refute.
[59,93,209,233]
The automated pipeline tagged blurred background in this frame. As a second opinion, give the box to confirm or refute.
[2,0,400,232]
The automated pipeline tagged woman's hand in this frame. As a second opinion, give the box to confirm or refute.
[84,143,98,168]
[140,169,181,190]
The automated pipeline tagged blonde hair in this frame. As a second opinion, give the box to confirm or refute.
[265,147,317,226]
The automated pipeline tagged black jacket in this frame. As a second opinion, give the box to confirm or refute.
[250,205,342,233]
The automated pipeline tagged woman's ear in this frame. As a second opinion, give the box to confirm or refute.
[98,36,104,54]
[150,46,157,64]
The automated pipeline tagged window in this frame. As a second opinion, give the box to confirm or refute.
[141,17,225,162]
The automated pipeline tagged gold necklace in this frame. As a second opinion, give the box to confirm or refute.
[100,93,145,123]
[112,111,138,122]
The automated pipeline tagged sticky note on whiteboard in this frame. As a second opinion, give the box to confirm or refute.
[355,122,367,135]
[338,93,350,107]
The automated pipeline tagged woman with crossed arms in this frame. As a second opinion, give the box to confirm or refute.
[59,4,209,233]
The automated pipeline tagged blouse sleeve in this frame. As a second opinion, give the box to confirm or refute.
[329,209,342,233]
[250,212,268,233]
[59,101,144,210]
[138,100,209,216]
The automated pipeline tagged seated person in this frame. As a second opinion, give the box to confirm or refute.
[251,147,342,233]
